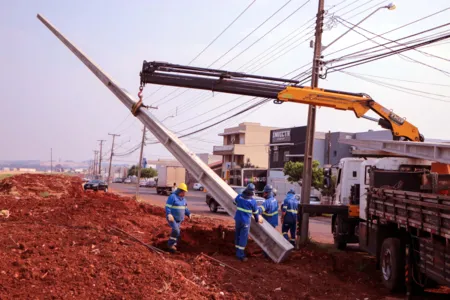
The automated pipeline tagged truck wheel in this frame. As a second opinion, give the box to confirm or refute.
[333,216,347,250]
[380,238,405,292]
[209,201,218,213]
[199,187,204,191]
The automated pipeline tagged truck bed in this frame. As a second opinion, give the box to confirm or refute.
[368,188,450,286]
[368,188,450,238]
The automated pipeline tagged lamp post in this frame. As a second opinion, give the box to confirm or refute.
[322,2,396,51]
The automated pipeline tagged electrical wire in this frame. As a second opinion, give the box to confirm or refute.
[145,0,256,104]
[326,6,450,57]
[218,0,311,69]
[343,72,450,87]
[339,71,450,103]
[337,17,450,63]
[325,32,450,74]
[338,0,376,18]
[345,0,386,20]
[207,0,295,68]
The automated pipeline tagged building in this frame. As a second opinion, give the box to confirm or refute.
[185,154,223,186]
[269,126,326,170]
[213,122,277,178]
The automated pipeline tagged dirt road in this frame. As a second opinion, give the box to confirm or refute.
[111,183,334,243]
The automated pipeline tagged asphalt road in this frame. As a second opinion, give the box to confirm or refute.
[111,183,334,243]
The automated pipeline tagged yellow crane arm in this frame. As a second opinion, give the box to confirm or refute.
[278,86,423,142]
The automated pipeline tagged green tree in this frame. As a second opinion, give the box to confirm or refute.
[127,165,158,178]
[283,160,324,190]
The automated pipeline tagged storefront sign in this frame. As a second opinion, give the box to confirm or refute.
[272,129,291,143]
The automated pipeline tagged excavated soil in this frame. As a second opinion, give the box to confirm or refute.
[0,174,446,299]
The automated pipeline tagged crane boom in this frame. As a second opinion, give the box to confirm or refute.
[140,61,423,142]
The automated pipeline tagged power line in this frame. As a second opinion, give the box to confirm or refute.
[218,0,311,68]
[337,17,450,63]
[338,0,376,18]
[345,0,386,20]
[343,71,450,87]
[326,6,450,57]
[340,71,450,104]
[325,31,450,74]
[188,0,257,65]
[207,0,295,68]
[145,1,256,104]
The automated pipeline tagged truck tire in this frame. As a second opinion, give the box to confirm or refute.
[380,237,405,292]
[333,215,347,250]
[209,201,218,213]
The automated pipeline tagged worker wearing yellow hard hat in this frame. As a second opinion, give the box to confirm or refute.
[165,182,191,252]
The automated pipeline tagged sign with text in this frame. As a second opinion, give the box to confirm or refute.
[272,129,291,143]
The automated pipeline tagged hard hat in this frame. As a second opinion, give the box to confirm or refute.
[245,183,255,191]
[178,183,188,192]
[288,188,295,194]
[272,188,278,196]
[263,184,273,193]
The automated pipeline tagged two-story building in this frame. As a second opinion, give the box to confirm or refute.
[213,122,277,178]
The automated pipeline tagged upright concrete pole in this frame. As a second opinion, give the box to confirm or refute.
[298,0,325,246]
[98,139,106,176]
[107,133,120,184]
[136,126,146,199]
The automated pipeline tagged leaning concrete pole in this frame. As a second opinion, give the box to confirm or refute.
[37,14,293,263]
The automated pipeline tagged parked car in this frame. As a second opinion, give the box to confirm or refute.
[84,180,108,192]
[193,183,204,191]
[145,180,156,188]
[139,179,148,187]
[205,186,264,213]
[113,178,123,183]
[124,178,132,184]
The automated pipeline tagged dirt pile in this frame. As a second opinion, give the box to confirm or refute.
[0,174,400,299]
[0,174,84,198]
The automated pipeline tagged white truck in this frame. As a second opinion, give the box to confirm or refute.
[156,165,186,196]
[302,156,450,294]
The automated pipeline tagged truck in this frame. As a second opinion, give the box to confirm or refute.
[227,168,268,195]
[309,155,450,293]
[155,165,186,196]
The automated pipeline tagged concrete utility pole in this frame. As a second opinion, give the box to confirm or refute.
[298,0,325,246]
[98,139,106,176]
[50,148,53,173]
[135,126,147,199]
[107,133,120,184]
[93,150,99,176]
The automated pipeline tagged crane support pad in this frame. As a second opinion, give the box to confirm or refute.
[37,14,293,263]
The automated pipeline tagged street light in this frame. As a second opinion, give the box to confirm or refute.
[322,2,396,51]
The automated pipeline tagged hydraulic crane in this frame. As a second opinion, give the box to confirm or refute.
[140,62,424,142]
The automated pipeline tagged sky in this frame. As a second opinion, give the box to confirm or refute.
[1,0,449,164]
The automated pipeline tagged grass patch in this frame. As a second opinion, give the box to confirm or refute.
[39,192,50,198]
[0,174,13,181]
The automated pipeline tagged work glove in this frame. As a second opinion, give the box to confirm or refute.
[187,214,192,221]
[168,214,175,222]
[258,218,264,224]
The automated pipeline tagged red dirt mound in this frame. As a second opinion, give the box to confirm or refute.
[0,174,83,198]
[2,174,439,299]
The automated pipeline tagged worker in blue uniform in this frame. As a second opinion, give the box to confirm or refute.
[259,185,279,228]
[233,183,262,262]
[165,183,191,252]
[281,188,299,246]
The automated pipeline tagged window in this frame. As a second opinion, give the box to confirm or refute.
[333,150,337,157]
[352,171,357,178]
[284,151,290,162]
[337,169,342,185]
[273,150,279,162]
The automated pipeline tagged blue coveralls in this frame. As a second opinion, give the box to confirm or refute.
[234,193,260,260]
[282,193,299,246]
[165,190,191,248]
[260,193,279,228]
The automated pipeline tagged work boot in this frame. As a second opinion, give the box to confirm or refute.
[239,257,248,262]
[168,245,177,253]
